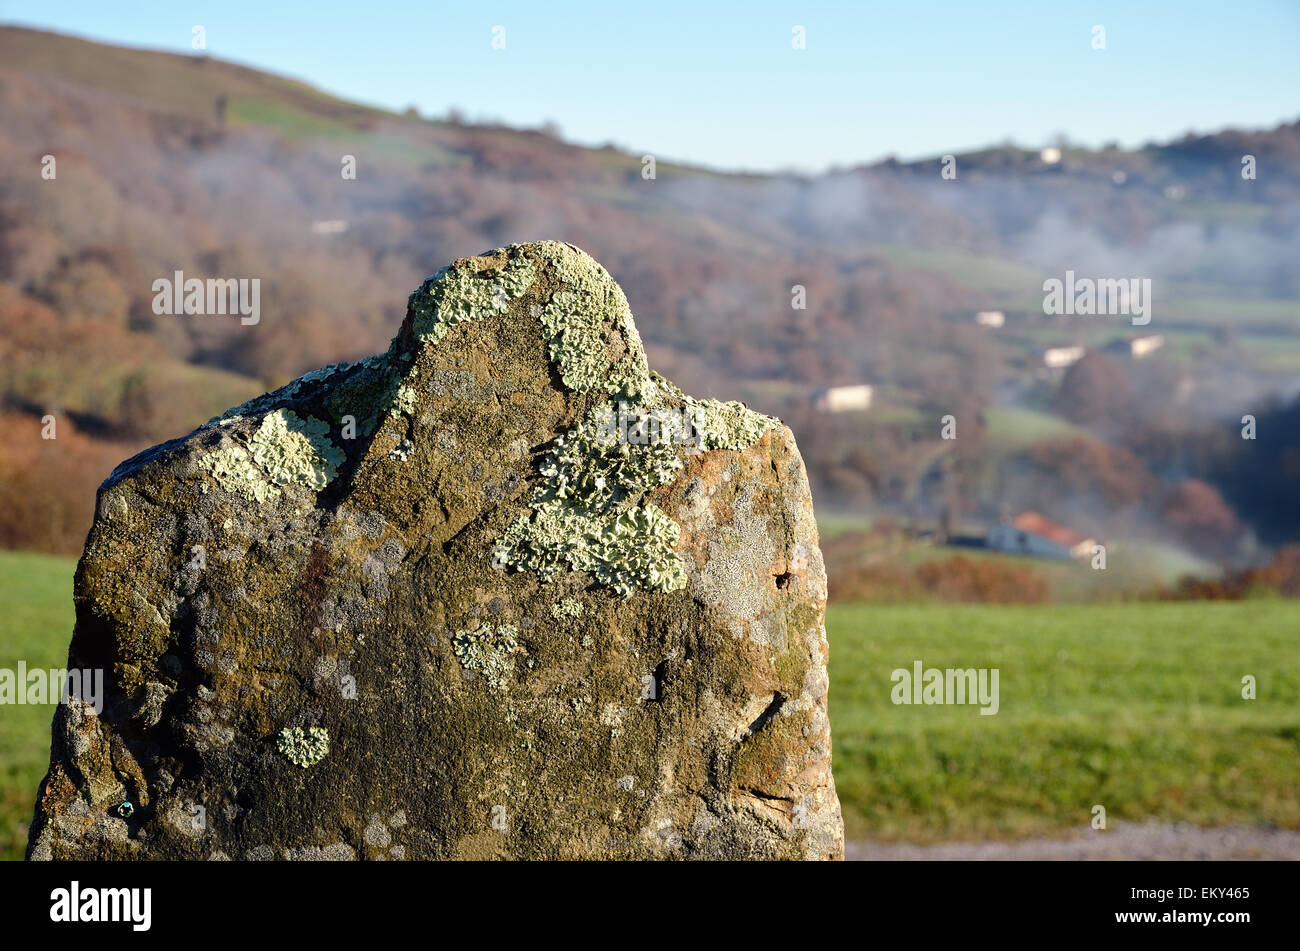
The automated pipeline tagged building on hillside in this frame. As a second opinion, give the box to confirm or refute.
[1042,345,1085,369]
[812,384,873,413]
[975,310,1005,328]
[986,511,1098,560]
[1105,334,1164,359]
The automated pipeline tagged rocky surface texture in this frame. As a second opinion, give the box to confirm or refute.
[28,241,842,860]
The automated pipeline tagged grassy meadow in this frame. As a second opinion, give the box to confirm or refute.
[829,600,1300,842]
[1,550,1297,859]
[0,550,73,861]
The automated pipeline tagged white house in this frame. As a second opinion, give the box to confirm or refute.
[987,512,1097,561]
[975,310,1005,328]
[1130,334,1164,358]
[1042,346,1085,369]
[1104,334,1165,360]
[813,384,874,413]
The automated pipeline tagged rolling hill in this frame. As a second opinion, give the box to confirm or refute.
[1,24,1297,568]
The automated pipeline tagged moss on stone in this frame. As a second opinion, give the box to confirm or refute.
[322,352,406,437]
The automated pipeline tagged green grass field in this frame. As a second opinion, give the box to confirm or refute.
[1,551,1297,859]
[877,244,1043,302]
[828,601,1300,842]
[984,405,1083,446]
[0,550,73,861]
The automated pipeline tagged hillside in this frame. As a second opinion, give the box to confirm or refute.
[1,25,1298,568]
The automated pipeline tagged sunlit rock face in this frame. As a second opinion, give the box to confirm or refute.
[28,242,842,861]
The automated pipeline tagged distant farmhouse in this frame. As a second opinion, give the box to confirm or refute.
[1041,345,1085,369]
[974,310,1005,328]
[987,512,1098,560]
[813,384,873,413]
[1105,334,1164,359]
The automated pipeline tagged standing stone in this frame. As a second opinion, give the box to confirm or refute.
[28,241,843,860]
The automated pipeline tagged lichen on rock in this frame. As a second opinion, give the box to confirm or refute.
[198,409,344,501]
[409,247,536,344]
[277,726,330,768]
[535,403,685,511]
[550,597,585,619]
[28,241,842,862]
[534,240,649,398]
[249,410,345,491]
[199,443,281,503]
[451,623,520,691]
[684,397,772,451]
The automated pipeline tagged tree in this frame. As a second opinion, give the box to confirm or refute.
[1053,351,1134,425]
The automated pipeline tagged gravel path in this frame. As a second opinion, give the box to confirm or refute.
[846,822,1300,860]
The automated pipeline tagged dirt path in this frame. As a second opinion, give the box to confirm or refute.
[846,822,1300,860]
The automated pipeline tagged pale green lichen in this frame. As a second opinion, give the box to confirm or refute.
[534,403,683,513]
[496,500,603,584]
[199,444,281,503]
[249,410,346,491]
[497,399,690,600]
[643,373,774,452]
[496,393,691,596]
[684,397,772,451]
[589,505,687,596]
[495,380,769,598]
[410,248,536,344]
[277,726,330,767]
[451,623,520,691]
[201,409,346,501]
[550,597,585,619]
[394,384,418,416]
[498,499,685,597]
[535,241,649,398]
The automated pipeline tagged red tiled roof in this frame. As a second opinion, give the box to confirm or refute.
[1011,511,1089,548]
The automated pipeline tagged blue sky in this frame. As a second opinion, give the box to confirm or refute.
[3,0,1298,172]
